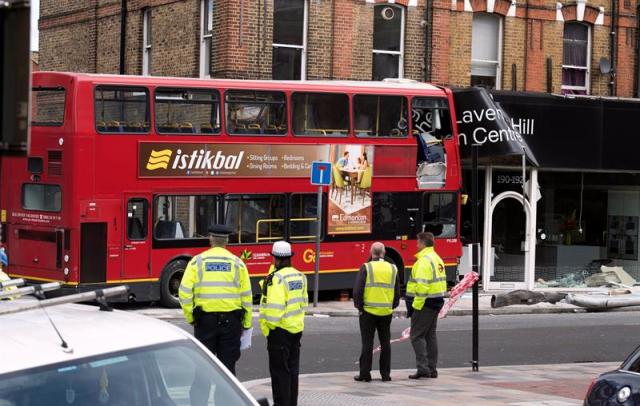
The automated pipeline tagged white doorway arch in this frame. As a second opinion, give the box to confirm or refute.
[482,168,538,290]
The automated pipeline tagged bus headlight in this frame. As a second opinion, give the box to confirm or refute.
[63,267,69,276]
[64,254,69,263]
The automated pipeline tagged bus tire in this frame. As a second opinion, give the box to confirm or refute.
[384,249,405,284]
[160,259,188,308]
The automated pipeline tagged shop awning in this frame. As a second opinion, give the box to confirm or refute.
[453,87,539,167]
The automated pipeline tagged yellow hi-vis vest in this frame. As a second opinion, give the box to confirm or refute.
[0,269,17,299]
[259,266,308,336]
[363,260,397,316]
[406,246,447,311]
[179,246,253,328]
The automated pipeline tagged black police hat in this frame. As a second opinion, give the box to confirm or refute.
[208,224,233,237]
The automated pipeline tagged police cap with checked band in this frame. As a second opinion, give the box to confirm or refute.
[208,224,233,238]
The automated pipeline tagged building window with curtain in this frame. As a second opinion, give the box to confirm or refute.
[142,8,152,76]
[272,0,307,80]
[562,22,590,95]
[200,0,213,78]
[471,13,502,89]
[372,4,405,81]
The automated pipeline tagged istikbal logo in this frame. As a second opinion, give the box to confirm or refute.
[146,147,245,171]
[146,149,173,170]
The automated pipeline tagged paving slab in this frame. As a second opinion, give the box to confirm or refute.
[243,362,618,405]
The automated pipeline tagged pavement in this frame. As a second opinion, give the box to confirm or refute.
[129,292,640,319]
[243,362,618,405]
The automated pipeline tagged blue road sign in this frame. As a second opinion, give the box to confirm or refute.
[310,161,332,186]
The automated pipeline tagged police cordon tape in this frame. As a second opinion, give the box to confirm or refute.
[371,272,480,355]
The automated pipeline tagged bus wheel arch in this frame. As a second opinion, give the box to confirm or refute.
[384,248,405,285]
[160,256,192,308]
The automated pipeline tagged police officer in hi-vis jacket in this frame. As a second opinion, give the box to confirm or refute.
[353,242,400,382]
[259,241,308,406]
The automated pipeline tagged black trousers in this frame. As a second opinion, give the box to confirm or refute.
[194,310,242,375]
[267,327,302,406]
[358,311,392,379]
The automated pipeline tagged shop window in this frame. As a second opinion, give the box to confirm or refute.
[562,23,590,95]
[225,90,287,135]
[292,92,349,136]
[31,88,65,126]
[422,193,457,238]
[223,194,285,244]
[95,87,149,133]
[272,0,307,80]
[200,0,213,78]
[22,184,62,212]
[153,195,218,240]
[142,8,152,76]
[155,89,220,134]
[354,95,408,137]
[372,4,405,80]
[471,13,502,89]
[290,194,320,242]
[127,198,148,241]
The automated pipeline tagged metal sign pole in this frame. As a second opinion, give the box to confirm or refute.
[471,144,480,372]
[313,185,322,307]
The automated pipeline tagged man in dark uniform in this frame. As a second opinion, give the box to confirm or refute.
[179,224,253,374]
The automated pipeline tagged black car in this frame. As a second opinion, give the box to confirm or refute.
[584,345,640,405]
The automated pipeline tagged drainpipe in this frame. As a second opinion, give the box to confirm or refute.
[523,0,529,91]
[636,5,640,97]
[423,0,433,82]
[609,0,617,96]
[330,0,336,79]
[119,0,127,75]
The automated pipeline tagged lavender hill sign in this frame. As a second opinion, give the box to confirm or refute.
[456,88,640,171]
[452,87,538,166]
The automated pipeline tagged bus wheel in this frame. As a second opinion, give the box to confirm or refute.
[160,259,187,308]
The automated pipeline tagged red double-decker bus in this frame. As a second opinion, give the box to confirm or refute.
[1,72,462,307]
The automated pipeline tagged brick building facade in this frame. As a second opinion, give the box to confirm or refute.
[38,0,639,97]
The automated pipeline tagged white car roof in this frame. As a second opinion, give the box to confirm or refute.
[0,301,190,374]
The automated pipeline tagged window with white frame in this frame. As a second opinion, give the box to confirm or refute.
[562,22,590,95]
[200,0,213,78]
[471,13,502,89]
[142,8,152,76]
[372,4,405,81]
[272,0,307,80]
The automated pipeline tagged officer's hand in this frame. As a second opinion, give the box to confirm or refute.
[405,297,414,318]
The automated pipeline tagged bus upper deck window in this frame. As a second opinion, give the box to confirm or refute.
[411,98,452,140]
[225,90,287,136]
[354,95,408,137]
[31,88,66,127]
[95,86,150,134]
[291,93,349,137]
[155,89,221,135]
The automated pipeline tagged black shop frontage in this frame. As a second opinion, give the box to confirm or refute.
[457,91,640,290]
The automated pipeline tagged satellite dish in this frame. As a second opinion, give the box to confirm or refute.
[599,57,611,74]
[381,7,395,20]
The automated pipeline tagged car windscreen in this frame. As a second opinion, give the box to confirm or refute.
[0,340,255,406]
[622,344,640,373]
